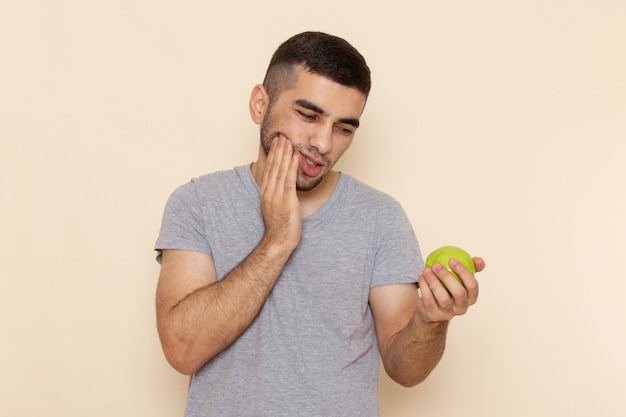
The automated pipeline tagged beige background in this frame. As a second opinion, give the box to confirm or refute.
[1,1,625,416]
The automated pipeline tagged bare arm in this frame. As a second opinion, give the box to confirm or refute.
[370,257,485,387]
[156,137,300,375]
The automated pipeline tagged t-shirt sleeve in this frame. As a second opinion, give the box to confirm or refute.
[370,200,424,288]
[154,180,211,263]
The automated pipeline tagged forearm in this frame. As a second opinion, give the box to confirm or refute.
[159,239,292,374]
[159,136,302,374]
[382,316,449,387]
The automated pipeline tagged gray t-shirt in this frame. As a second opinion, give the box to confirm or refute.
[155,165,423,417]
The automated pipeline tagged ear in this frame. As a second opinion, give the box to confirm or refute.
[249,84,269,125]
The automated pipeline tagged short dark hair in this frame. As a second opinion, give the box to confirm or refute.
[263,32,371,104]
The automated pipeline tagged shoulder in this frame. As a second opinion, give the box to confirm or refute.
[338,175,418,251]
[169,166,246,203]
[191,166,242,191]
[339,174,405,214]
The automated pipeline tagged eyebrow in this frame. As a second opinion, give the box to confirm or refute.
[293,99,360,129]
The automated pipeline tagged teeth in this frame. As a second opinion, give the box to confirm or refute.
[306,158,317,167]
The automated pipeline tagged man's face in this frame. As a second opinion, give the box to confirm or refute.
[259,69,367,191]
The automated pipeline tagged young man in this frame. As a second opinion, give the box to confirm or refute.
[155,31,484,416]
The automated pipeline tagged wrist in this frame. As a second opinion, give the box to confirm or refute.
[412,315,449,335]
[257,235,296,262]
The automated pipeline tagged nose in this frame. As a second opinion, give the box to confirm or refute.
[309,125,332,155]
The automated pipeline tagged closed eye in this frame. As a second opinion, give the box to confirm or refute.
[336,125,354,135]
[297,110,317,121]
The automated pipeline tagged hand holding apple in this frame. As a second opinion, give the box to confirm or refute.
[417,246,483,322]
[425,245,475,285]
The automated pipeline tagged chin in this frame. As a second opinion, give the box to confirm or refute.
[296,173,325,191]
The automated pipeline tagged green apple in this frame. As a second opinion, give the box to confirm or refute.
[425,245,475,285]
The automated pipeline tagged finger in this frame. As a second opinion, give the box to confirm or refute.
[284,151,299,194]
[428,264,455,310]
[420,266,454,311]
[432,261,473,312]
[416,272,441,321]
[263,135,292,196]
[261,136,280,193]
[275,136,294,193]
[473,257,486,273]
[449,259,479,305]
[417,274,432,299]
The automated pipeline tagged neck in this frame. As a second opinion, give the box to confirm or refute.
[297,170,339,218]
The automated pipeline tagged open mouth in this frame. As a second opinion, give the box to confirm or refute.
[305,157,319,167]
[299,152,324,177]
